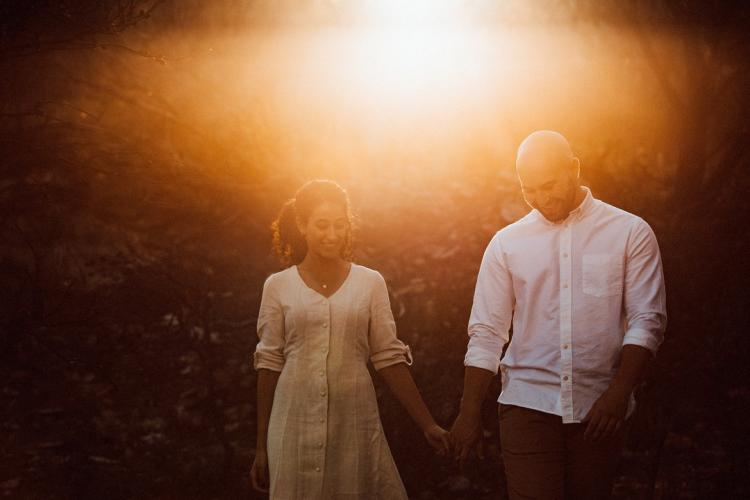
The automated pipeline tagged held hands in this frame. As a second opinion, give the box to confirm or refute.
[423,422,451,456]
[250,449,270,493]
[583,384,630,442]
[449,411,484,468]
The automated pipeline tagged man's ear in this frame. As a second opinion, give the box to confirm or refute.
[572,157,581,179]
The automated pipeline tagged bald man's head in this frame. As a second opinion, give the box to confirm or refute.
[516,130,575,177]
[515,131,584,223]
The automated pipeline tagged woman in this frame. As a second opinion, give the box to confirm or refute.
[250,180,448,499]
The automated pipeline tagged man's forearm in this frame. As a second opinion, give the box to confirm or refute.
[460,366,495,416]
[609,344,652,395]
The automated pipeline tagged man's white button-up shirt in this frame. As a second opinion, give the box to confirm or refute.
[465,187,667,423]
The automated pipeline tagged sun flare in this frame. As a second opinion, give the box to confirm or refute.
[336,26,491,105]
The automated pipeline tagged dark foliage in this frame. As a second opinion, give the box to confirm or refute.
[1,1,749,499]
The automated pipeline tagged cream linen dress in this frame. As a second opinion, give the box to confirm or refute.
[253,263,412,500]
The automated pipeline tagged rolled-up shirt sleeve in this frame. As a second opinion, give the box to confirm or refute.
[465,233,514,374]
[369,272,413,371]
[622,219,667,354]
[253,275,286,372]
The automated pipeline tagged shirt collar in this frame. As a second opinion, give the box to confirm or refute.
[535,186,595,226]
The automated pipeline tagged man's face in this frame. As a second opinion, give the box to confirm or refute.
[517,159,579,223]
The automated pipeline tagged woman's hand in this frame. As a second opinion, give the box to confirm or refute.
[423,423,451,456]
[250,450,270,493]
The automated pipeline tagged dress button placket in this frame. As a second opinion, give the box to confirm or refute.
[317,301,332,477]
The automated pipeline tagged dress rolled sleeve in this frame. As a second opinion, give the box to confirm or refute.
[253,276,286,372]
[368,272,412,371]
[465,233,514,374]
[623,219,667,355]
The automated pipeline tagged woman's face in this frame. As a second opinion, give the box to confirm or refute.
[299,201,349,261]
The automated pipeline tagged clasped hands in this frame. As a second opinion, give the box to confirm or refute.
[420,410,484,467]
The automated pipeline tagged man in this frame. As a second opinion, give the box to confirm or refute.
[450,131,666,499]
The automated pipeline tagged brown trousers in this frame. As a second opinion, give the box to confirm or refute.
[498,404,626,500]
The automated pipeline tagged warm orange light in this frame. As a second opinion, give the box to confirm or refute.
[334,26,492,107]
[102,2,676,181]
[324,0,489,107]
[357,0,472,26]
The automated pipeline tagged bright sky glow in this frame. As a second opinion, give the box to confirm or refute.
[357,0,474,26]
[336,26,492,105]
[167,0,671,179]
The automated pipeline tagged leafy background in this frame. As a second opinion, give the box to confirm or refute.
[1,1,749,498]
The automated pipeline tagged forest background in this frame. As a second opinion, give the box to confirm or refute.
[1,1,749,498]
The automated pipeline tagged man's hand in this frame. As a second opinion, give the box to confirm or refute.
[449,411,484,468]
[250,450,270,493]
[583,385,629,442]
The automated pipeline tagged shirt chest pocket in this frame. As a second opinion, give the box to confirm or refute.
[582,253,623,298]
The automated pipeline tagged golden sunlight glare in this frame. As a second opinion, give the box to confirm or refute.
[182,0,669,177]
[358,0,472,25]
[340,26,491,104]
[341,0,489,104]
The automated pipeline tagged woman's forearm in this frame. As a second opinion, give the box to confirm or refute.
[256,368,281,451]
[377,362,436,431]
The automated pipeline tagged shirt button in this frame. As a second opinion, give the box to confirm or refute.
[562,283,569,289]
[320,417,325,423]
[320,390,326,397]
[563,376,569,381]
[318,442,324,448]
[563,253,569,258]
[319,369,325,376]
[322,323,328,328]
[562,344,569,349]
[315,466,321,472]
